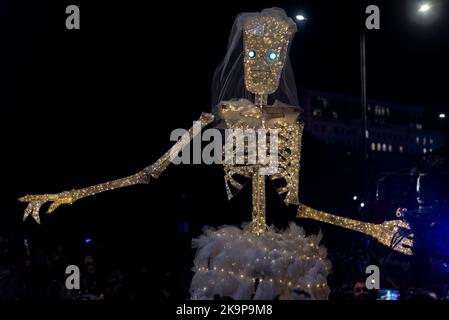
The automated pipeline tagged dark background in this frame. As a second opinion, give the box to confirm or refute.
[1,0,448,299]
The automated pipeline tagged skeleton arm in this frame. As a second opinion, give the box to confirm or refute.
[19,113,214,224]
[297,204,414,255]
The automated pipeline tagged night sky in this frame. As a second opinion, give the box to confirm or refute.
[1,0,448,261]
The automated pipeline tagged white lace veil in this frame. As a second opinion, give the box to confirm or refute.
[211,8,299,116]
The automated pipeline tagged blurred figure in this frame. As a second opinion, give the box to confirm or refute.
[78,255,103,300]
[0,237,26,300]
[104,269,129,300]
[353,281,370,301]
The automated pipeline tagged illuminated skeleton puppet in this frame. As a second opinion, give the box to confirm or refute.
[19,8,413,299]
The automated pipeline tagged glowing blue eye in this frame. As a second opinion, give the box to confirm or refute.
[248,50,256,58]
[268,51,278,62]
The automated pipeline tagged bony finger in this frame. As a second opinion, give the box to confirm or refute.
[47,197,73,214]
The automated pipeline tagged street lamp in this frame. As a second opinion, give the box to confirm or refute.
[360,11,368,215]
[360,3,435,210]
[295,14,306,22]
[418,3,432,13]
[294,7,436,216]
[439,113,446,119]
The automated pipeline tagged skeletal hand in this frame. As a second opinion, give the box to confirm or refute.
[374,220,414,255]
[19,192,75,224]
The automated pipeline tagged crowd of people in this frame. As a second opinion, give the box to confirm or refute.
[0,234,445,301]
[0,236,171,301]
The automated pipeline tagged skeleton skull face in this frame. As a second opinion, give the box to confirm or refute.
[242,13,296,95]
